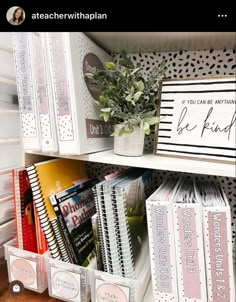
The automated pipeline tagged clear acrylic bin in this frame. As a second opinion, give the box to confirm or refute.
[0,219,15,246]
[45,252,150,302]
[4,239,48,293]
[89,255,150,302]
[45,254,96,302]
[0,194,14,225]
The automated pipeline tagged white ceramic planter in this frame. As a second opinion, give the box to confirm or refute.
[114,125,145,156]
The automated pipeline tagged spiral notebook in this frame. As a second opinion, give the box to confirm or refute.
[13,168,37,253]
[94,168,154,279]
[26,158,87,260]
[112,169,155,279]
[101,169,132,276]
[92,169,132,275]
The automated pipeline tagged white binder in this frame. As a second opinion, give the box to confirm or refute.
[12,32,41,151]
[146,178,180,302]
[46,32,113,155]
[194,181,235,302]
[30,32,58,152]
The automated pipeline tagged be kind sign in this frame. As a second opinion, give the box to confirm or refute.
[155,76,236,163]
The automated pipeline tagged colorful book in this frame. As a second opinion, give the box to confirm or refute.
[45,32,113,155]
[20,169,37,253]
[50,178,97,266]
[26,158,87,260]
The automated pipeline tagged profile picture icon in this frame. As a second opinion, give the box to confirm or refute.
[6,6,25,25]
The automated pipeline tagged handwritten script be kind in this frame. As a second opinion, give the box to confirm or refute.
[177,106,236,140]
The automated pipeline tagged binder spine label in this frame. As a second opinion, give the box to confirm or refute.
[14,33,33,115]
[49,33,71,116]
[208,212,230,302]
[150,205,172,293]
[86,119,113,138]
[49,32,74,142]
[32,33,49,116]
[177,207,201,299]
[13,33,38,139]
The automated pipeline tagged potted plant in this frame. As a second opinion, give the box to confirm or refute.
[85,51,167,156]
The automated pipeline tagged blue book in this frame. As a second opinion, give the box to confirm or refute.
[50,178,98,266]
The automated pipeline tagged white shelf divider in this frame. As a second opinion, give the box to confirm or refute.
[26,149,236,178]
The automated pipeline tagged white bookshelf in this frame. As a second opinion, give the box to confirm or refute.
[85,32,235,53]
[1,31,235,302]
[26,149,236,178]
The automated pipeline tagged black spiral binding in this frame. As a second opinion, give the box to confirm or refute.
[113,186,135,279]
[50,217,71,263]
[92,185,108,273]
[26,164,61,260]
[103,183,123,276]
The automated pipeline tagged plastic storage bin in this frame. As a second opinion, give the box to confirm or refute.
[0,219,15,246]
[0,194,14,225]
[89,255,150,302]
[45,254,96,302]
[45,251,150,302]
[4,239,48,293]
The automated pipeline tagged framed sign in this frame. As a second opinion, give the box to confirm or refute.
[155,76,236,163]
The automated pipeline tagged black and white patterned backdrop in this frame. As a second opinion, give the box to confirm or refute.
[87,48,236,259]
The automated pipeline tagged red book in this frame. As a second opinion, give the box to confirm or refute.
[13,168,38,253]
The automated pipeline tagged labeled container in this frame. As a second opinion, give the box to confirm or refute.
[4,239,48,293]
[45,254,97,302]
[89,255,150,302]
[45,251,150,302]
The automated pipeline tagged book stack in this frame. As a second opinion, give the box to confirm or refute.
[26,158,89,261]
[50,178,98,266]
[93,168,155,279]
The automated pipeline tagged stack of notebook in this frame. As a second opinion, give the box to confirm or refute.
[93,168,155,279]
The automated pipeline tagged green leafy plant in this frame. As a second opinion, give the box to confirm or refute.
[85,51,167,136]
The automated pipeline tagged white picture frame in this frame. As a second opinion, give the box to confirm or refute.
[155,76,236,163]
